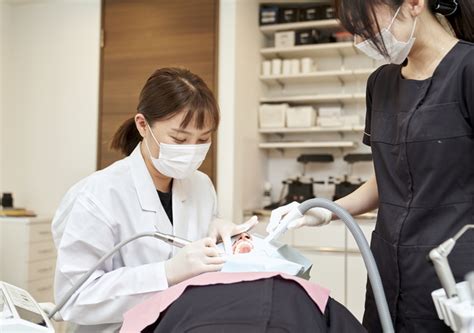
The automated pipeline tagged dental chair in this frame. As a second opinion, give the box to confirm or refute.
[143,276,366,333]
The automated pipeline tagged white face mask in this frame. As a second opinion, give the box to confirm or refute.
[143,123,211,179]
[355,7,417,65]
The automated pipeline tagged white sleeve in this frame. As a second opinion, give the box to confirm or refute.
[208,175,218,218]
[54,192,168,325]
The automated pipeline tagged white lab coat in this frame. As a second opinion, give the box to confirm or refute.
[52,144,217,333]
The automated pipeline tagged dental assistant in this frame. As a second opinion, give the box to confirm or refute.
[52,68,256,332]
[268,0,474,331]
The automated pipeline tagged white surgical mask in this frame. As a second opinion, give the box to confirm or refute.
[355,7,417,64]
[144,123,211,179]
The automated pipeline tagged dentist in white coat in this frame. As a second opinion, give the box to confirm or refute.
[52,68,257,332]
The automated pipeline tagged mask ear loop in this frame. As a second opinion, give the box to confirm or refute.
[144,122,162,159]
[387,6,403,31]
[387,6,418,41]
[408,16,418,40]
[143,137,156,159]
[146,122,162,147]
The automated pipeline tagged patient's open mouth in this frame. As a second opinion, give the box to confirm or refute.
[232,233,254,254]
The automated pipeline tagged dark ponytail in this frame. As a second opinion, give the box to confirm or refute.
[110,117,142,156]
[110,67,220,156]
[440,0,474,42]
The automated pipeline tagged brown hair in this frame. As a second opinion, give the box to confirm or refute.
[111,67,220,156]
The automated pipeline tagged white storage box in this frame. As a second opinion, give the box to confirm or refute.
[340,115,362,126]
[275,31,295,48]
[318,106,342,117]
[317,116,344,127]
[286,106,316,127]
[259,103,288,128]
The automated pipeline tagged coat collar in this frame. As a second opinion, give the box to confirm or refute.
[128,143,188,213]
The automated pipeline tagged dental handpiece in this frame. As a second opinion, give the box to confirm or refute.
[153,232,191,248]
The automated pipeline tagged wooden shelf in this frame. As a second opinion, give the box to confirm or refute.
[259,141,356,149]
[260,19,340,35]
[260,69,373,85]
[261,42,357,59]
[259,125,364,134]
[260,93,365,104]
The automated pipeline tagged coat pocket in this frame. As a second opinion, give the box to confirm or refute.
[407,102,472,142]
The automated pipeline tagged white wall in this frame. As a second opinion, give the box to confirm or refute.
[234,0,266,215]
[0,1,10,192]
[218,0,265,222]
[217,0,238,220]
[0,0,101,216]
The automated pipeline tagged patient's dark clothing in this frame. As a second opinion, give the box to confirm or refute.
[143,277,366,333]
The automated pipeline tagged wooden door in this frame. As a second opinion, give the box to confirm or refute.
[99,0,219,182]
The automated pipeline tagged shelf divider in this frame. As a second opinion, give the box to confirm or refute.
[261,42,358,59]
[260,93,366,104]
[259,126,364,134]
[260,19,341,35]
[259,141,356,149]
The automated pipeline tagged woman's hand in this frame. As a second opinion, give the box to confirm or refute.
[164,238,225,286]
[266,201,332,234]
[208,216,259,255]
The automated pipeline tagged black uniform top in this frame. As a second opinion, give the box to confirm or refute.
[157,190,173,224]
[362,41,474,332]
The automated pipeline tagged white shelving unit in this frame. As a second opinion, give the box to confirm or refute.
[258,18,371,151]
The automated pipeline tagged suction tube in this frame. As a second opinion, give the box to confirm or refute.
[298,198,394,333]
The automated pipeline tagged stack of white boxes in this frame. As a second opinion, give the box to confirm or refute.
[260,104,317,128]
[317,106,343,127]
[286,106,316,127]
[317,106,362,127]
[259,104,288,128]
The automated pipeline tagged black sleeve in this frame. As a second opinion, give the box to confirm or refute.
[461,49,474,127]
[363,77,373,146]
[363,66,385,146]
